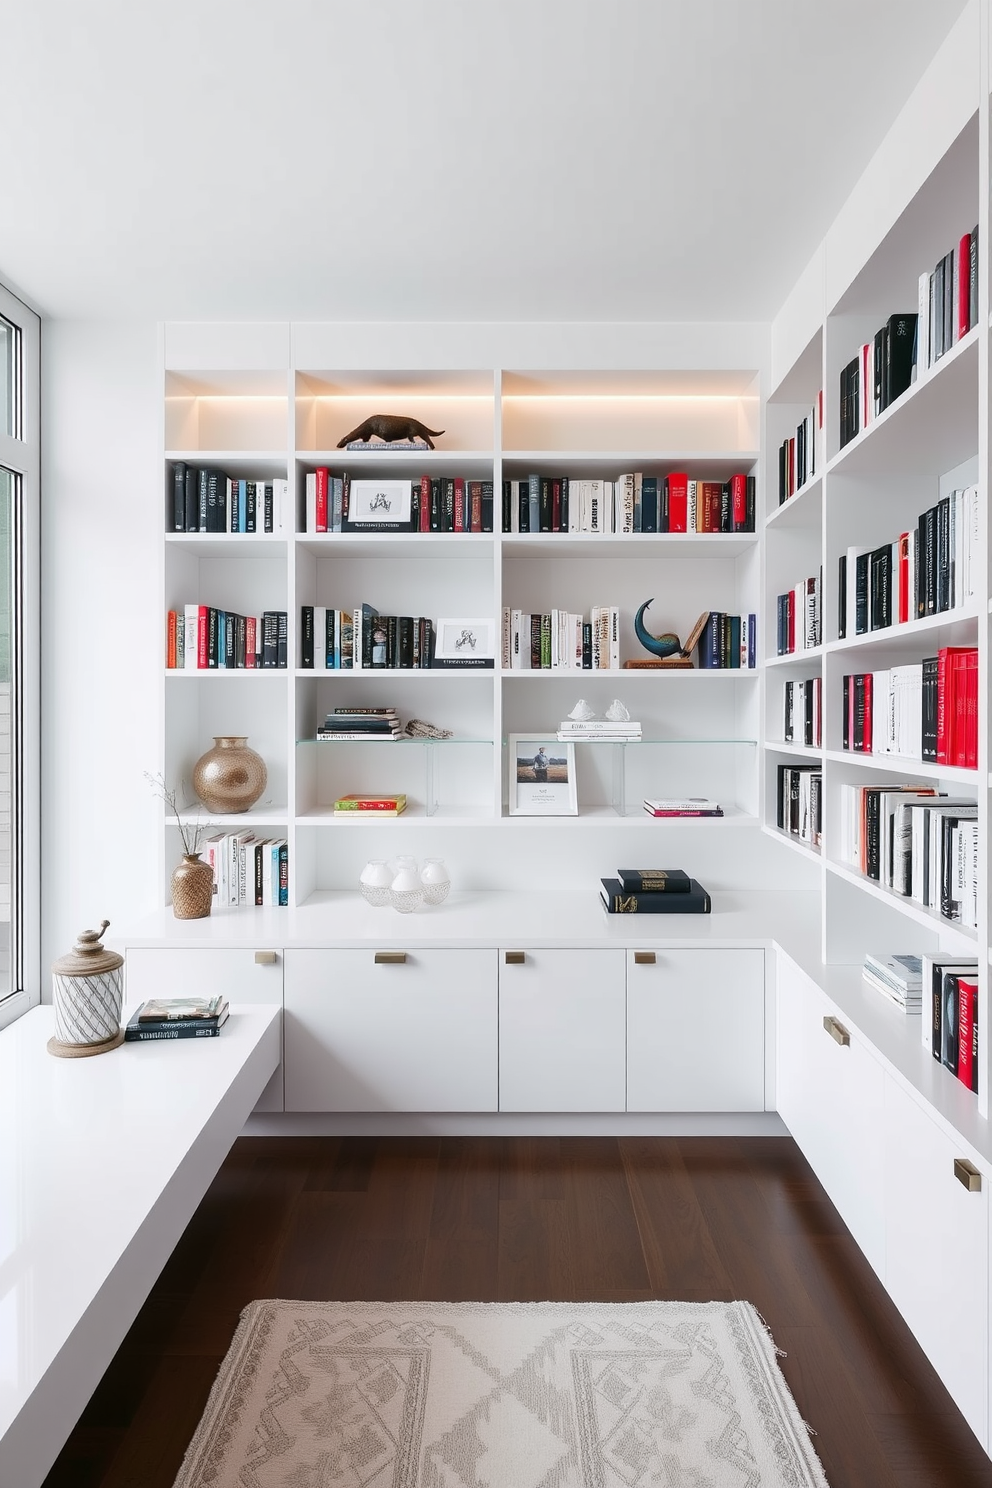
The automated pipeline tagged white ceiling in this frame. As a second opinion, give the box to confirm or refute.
[0,0,970,323]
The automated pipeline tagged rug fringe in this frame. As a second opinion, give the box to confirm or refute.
[750,1305,787,1358]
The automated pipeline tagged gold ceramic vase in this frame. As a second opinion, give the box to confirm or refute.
[171,854,214,919]
[192,735,267,814]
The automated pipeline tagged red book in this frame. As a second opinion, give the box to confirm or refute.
[666,472,688,532]
[469,480,483,533]
[315,467,329,533]
[964,649,978,768]
[730,473,747,530]
[861,671,873,753]
[197,605,209,669]
[957,977,978,1091]
[897,532,910,624]
[817,389,824,428]
[166,611,177,669]
[699,481,722,533]
[453,476,465,533]
[419,474,430,533]
[245,614,257,668]
[957,231,971,341]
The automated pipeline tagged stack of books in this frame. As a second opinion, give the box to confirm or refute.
[557,717,641,742]
[316,708,402,741]
[862,953,923,1012]
[124,997,230,1042]
[922,953,980,1092]
[600,867,712,914]
[333,793,407,817]
[643,797,723,818]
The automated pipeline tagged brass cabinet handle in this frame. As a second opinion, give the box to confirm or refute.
[254,950,277,966]
[822,1015,850,1047]
[633,951,656,965]
[374,951,407,965]
[954,1158,982,1192]
[505,951,525,965]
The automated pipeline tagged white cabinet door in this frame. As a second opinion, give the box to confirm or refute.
[284,948,497,1112]
[124,946,284,1111]
[883,1077,989,1447]
[775,954,885,1276]
[498,949,626,1111]
[626,948,765,1111]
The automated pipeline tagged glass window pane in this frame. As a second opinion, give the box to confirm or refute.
[0,469,14,998]
[0,317,18,439]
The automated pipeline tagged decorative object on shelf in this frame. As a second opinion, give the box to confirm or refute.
[192,736,267,814]
[48,920,125,1058]
[508,734,578,816]
[432,617,496,669]
[345,478,414,531]
[625,604,707,669]
[390,863,424,913]
[567,699,596,721]
[419,857,451,905]
[605,699,630,722]
[359,859,394,907]
[336,414,445,449]
[404,718,453,739]
[171,854,215,919]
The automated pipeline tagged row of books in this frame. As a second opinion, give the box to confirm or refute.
[698,612,757,669]
[776,573,822,655]
[502,606,619,670]
[839,312,918,448]
[921,953,980,1093]
[200,831,289,907]
[915,227,979,379]
[317,708,403,742]
[124,996,230,1042]
[777,396,822,504]
[502,472,756,534]
[776,765,821,848]
[170,464,289,535]
[837,487,978,638]
[839,784,977,925]
[304,471,495,534]
[783,677,822,749]
[300,605,438,670]
[600,866,712,914]
[841,650,977,767]
[166,607,288,669]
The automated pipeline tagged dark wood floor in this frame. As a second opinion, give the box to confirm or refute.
[44,1135,992,1488]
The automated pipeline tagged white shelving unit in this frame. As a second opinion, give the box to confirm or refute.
[161,366,764,904]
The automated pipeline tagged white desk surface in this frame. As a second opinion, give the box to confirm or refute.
[0,1002,281,1488]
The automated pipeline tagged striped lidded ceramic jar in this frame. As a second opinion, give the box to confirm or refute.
[50,920,124,1056]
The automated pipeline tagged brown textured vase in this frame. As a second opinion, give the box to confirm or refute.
[171,854,214,919]
[192,735,267,814]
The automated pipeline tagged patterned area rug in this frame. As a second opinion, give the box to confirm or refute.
[173,1298,829,1487]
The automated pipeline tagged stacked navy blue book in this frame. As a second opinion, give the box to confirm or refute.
[600,868,712,914]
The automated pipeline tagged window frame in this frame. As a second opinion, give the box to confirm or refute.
[0,282,40,1028]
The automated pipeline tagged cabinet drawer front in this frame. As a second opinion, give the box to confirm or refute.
[124,947,284,1111]
[884,1078,988,1445]
[499,949,626,1112]
[285,948,497,1112]
[626,948,765,1112]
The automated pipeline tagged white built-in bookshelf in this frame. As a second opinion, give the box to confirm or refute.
[163,367,763,903]
[764,104,988,1114]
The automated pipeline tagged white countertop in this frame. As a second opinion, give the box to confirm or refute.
[0,1003,281,1488]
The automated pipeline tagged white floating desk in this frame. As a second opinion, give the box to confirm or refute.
[0,1003,281,1488]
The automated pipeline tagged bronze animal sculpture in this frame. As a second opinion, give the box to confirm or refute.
[337,414,445,449]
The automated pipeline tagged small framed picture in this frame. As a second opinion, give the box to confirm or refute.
[345,478,414,530]
[432,617,496,668]
[508,735,578,815]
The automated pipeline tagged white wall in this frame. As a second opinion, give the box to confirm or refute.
[41,321,162,979]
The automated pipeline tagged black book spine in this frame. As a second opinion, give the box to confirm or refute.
[936,496,950,612]
[207,607,218,668]
[430,479,441,532]
[197,467,209,532]
[173,461,187,531]
[410,479,420,532]
[184,466,198,533]
[886,313,918,405]
[502,479,512,532]
[784,680,794,743]
[481,479,494,533]
[386,615,398,667]
[788,769,800,834]
[261,611,279,668]
[776,765,786,829]
[921,655,938,760]
[245,480,257,534]
[518,480,530,533]
[842,675,850,750]
[923,505,938,615]
[838,553,847,639]
[852,674,865,752]
[942,973,959,1070]
[559,476,569,532]
[931,964,943,1063]
[206,470,225,533]
[398,616,414,668]
[778,443,786,505]
[873,326,885,416]
[539,477,552,532]
[942,248,955,355]
[803,679,814,746]
[582,622,592,669]
[443,478,455,532]
[255,842,264,907]
[865,791,881,880]
[264,482,273,533]
[855,552,870,634]
[745,475,755,532]
[600,878,711,914]
[301,606,314,669]
[276,611,288,669]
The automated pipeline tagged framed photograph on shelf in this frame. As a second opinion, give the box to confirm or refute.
[344,479,414,531]
[508,734,578,816]
[432,617,496,669]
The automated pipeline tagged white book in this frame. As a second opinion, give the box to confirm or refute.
[511,610,527,669]
[964,483,979,603]
[871,669,890,754]
[916,269,931,376]
[609,605,620,669]
[500,607,511,670]
[305,471,317,533]
[272,476,289,534]
[687,479,697,533]
[587,479,605,535]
